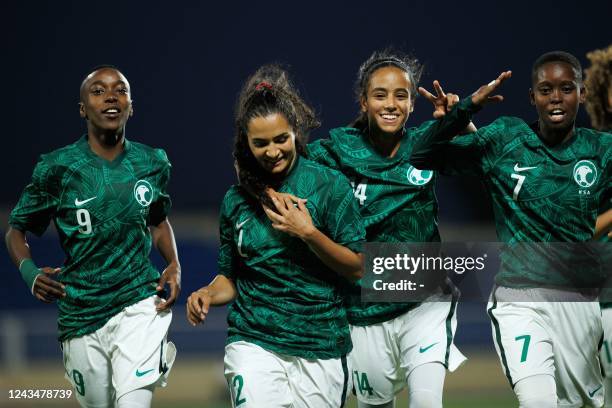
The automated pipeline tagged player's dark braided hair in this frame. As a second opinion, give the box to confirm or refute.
[234,64,320,207]
[351,48,423,131]
[584,45,612,131]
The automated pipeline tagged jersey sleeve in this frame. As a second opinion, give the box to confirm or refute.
[307,138,341,170]
[147,149,172,226]
[410,99,501,176]
[9,156,59,236]
[217,191,238,280]
[321,172,366,253]
[602,154,612,213]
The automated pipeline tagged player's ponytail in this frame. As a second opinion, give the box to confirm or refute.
[351,48,423,131]
[234,64,320,207]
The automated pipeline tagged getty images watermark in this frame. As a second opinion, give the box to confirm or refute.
[361,242,611,302]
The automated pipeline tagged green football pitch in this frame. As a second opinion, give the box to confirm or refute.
[1,352,517,407]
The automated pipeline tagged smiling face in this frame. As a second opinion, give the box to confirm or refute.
[530,61,585,133]
[246,112,296,176]
[79,68,133,135]
[360,65,413,137]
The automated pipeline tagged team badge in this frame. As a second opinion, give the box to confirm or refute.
[573,160,597,188]
[134,180,154,207]
[407,166,433,186]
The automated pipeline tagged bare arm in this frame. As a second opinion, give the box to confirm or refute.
[594,209,612,240]
[151,218,181,311]
[5,226,64,302]
[264,194,363,282]
[186,274,237,326]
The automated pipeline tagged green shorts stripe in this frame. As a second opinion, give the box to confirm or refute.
[444,284,459,368]
[487,289,514,387]
[340,354,348,408]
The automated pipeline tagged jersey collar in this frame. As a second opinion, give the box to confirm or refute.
[77,135,131,168]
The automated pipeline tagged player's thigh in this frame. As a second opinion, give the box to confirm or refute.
[552,301,603,407]
[487,299,554,387]
[62,332,114,408]
[292,355,350,408]
[224,341,292,408]
[110,295,175,400]
[349,323,403,405]
[397,299,466,376]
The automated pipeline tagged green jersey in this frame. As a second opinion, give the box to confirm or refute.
[10,136,171,341]
[599,130,612,307]
[218,157,364,359]
[308,124,440,326]
[411,98,612,288]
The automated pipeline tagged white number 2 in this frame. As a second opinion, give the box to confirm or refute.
[511,173,526,201]
[76,209,92,234]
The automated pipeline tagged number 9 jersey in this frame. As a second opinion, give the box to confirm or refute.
[9,136,172,342]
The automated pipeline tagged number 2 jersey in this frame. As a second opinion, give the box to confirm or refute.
[307,124,441,326]
[410,98,612,289]
[9,136,171,341]
[218,157,365,359]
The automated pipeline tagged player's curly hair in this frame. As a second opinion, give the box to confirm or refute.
[234,64,320,207]
[584,45,612,131]
[351,48,423,130]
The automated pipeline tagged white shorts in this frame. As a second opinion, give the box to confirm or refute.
[224,340,350,408]
[487,286,603,408]
[62,295,176,407]
[600,307,612,378]
[349,293,466,404]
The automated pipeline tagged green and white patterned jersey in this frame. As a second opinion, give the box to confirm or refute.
[10,136,171,341]
[411,98,612,288]
[599,131,612,307]
[308,124,440,326]
[218,157,364,359]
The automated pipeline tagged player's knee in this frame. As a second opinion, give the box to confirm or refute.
[517,395,556,408]
[514,375,556,408]
[357,401,395,408]
[116,385,154,408]
[408,389,442,408]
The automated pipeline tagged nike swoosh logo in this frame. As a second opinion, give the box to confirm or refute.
[589,385,602,398]
[419,342,438,353]
[236,218,250,229]
[135,368,155,377]
[75,196,97,206]
[513,164,537,172]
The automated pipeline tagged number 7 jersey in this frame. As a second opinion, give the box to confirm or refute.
[10,136,172,341]
[411,98,612,288]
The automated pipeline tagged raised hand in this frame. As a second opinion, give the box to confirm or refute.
[33,267,65,303]
[470,71,512,106]
[418,81,460,119]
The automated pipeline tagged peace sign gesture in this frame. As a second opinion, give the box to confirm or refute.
[470,71,512,106]
[418,81,460,119]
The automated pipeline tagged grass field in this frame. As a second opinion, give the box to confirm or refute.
[0,351,517,407]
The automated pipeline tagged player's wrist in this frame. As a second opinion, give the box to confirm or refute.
[18,258,42,295]
[300,225,319,242]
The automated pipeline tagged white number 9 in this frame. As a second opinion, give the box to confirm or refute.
[76,209,92,234]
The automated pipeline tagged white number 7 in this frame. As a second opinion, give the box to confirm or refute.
[511,173,525,201]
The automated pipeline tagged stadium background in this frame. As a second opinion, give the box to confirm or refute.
[1,1,609,406]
